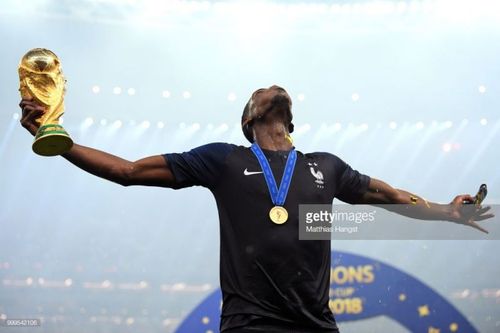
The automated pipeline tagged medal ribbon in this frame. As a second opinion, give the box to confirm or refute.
[250,143,297,206]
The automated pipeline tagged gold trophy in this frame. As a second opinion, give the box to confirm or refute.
[18,48,73,156]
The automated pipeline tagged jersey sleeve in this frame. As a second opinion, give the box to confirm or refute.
[330,154,371,204]
[163,142,235,190]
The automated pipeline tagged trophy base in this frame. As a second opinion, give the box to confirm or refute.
[32,124,73,156]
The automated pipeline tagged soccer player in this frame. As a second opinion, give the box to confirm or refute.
[19,85,492,332]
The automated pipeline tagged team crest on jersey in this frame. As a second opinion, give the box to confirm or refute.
[308,162,324,189]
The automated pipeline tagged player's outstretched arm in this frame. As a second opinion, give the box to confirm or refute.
[19,98,176,188]
[357,178,494,233]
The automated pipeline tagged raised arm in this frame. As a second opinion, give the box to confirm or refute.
[357,177,493,233]
[20,98,176,188]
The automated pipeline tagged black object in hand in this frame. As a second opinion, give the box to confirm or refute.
[473,184,488,205]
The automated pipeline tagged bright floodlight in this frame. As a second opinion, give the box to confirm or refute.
[227,93,237,102]
[113,87,122,95]
[297,93,305,101]
[480,118,487,126]
[444,121,453,129]
[127,88,136,96]
[12,112,19,120]
[100,119,108,126]
[157,121,165,129]
[360,123,369,131]
[141,121,151,129]
[351,93,360,102]
[219,123,229,132]
[162,90,171,98]
[192,123,201,131]
[182,91,191,99]
[296,124,311,134]
[389,121,397,129]
[416,121,424,129]
[478,85,486,93]
[112,120,123,129]
[82,117,94,128]
[92,85,100,94]
[442,143,452,152]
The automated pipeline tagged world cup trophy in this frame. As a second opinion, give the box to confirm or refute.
[18,48,73,156]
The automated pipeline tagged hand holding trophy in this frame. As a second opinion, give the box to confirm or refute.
[18,48,73,156]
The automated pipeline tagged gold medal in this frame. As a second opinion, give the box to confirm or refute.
[269,206,288,224]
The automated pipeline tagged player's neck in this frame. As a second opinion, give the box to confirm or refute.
[253,122,292,151]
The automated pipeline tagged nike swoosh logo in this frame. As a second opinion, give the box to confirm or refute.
[244,168,263,176]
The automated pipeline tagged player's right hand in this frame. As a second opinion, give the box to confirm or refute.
[448,194,493,234]
[19,98,45,136]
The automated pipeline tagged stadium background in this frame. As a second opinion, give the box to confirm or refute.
[0,0,499,332]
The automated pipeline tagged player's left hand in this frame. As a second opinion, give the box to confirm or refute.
[448,194,494,234]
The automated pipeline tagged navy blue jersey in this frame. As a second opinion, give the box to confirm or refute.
[164,143,370,332]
